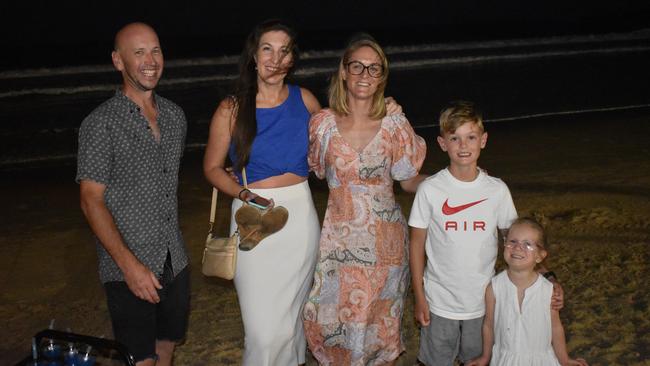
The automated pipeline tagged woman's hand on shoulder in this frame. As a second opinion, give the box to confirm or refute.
[300,87,322,115]
[385,96,403,116]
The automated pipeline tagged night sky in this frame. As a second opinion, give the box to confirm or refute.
[1,1,650,69]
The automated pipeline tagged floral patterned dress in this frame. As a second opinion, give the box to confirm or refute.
[303,109,426,365]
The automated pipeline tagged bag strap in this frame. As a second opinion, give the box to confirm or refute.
[242,167,248,189]
[209,187,218,233]
[209,167,247,233]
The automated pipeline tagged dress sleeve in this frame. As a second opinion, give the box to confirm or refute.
[388,113,426,181]
[308,109,334,179]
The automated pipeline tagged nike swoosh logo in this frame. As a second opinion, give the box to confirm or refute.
[442,198,487,215]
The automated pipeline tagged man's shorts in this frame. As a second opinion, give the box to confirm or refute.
[418,312,483,366]
[104,254,190,362]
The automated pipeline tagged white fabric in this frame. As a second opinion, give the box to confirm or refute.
[408,168,517,319]
[490,271,561,366]
[230,181,320,366]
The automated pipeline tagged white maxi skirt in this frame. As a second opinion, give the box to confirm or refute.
[230,180,320,366]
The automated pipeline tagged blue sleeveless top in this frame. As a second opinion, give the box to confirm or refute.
[229,84,310,184]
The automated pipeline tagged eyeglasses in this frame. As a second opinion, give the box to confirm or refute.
[345,61,384,78]
[504,239,539,251]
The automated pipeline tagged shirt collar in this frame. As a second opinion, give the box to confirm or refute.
[114,88,160,110]
[114,89,163,123]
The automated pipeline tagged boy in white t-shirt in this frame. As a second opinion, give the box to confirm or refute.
[408,101,518,365]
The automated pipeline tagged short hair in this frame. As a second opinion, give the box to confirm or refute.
[508,217,547,249]
[439,101,484,136]
[328,33,388,119]
[113,22,157,51]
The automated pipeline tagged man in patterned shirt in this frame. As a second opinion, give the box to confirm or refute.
[77,22,189,365]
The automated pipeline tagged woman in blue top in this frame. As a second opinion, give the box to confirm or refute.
[203,20,322,366]
[204,20,402,365]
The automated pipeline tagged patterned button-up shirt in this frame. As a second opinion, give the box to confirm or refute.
[76,90,188,283]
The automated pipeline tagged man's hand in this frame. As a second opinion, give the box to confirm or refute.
[123,260,162,304]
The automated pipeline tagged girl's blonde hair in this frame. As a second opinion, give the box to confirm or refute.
[508,217,547,249]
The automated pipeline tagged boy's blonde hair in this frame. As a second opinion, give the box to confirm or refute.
[328,34,388,120]
[439,101,484,135]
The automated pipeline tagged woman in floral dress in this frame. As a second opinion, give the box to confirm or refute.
[303,34,427,365]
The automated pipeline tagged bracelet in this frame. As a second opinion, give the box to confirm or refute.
[238,188,250,200]
[543,271,556,280]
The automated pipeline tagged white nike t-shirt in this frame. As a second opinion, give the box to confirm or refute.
[409,168,517,319]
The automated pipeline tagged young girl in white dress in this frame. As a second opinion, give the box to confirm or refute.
[467,217,588,366]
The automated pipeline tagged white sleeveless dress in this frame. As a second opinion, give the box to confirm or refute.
[230,181,320,365]
[490,271,561,366]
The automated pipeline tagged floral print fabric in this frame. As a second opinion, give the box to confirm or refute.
[303,109,426,365]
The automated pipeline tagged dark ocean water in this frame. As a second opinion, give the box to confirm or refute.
[1,30,649,167]
[3,1,650,70]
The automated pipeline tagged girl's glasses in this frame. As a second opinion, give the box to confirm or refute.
[504,239,539,251]
[345,61,384,78]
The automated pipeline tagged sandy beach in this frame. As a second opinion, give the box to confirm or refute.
[1,32,650,365]
[1,107,649,365]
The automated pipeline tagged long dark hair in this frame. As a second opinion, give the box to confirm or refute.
[231,19,299,170]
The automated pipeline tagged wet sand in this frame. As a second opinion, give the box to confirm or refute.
[1,109,649,365]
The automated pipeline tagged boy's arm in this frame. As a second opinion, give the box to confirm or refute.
[399,174,428,193]
[466,283,496,366]
[409,226,430,326]
[538,264,564,310]
[481,284,496,361]
[467,284,496,366]
[80,180,162,304]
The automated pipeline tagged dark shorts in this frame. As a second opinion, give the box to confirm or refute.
[104,254,190,362]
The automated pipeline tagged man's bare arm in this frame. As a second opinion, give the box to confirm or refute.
[80,180,161,303]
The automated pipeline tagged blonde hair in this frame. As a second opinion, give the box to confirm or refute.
[328,34,388,119]
[439,101,484,136]
[508,217,547,249]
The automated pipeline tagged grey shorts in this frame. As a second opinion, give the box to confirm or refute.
[418,312,483,366]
